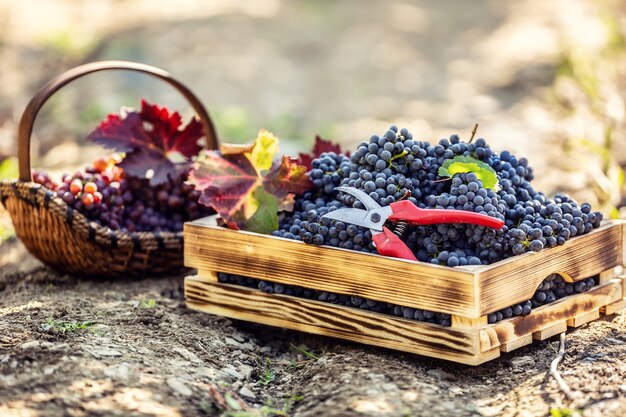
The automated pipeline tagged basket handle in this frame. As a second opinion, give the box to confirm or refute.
[17,60,219,181]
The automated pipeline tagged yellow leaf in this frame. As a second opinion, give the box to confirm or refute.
[246,129,279,173]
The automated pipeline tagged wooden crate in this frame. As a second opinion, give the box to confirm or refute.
[184,217,626,365]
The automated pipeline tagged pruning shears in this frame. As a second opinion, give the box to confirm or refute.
[322,186,504,261]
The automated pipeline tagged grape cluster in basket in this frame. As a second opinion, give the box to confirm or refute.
[274,125,603,265]
[32,155,211,233]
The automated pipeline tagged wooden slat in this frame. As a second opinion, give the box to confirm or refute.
[567,309,600,327]
[533,322,567,341]
[500,334,532,352]
[486,279,623,346]
[183,276,498,366]
[197,270,219,282]
[185,217,480,317]
[601,298,626,315]
[599,268,615,284]
[451,315,488,329]
[478,222,623,315]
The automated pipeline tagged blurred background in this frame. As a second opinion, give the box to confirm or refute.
[0,0,625,224]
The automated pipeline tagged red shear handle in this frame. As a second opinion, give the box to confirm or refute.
[372,227,418,261]
[388,200,504,229]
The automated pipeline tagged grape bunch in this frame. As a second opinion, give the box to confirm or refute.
[32,155,211,233]
[218,272,598,326]
[268,125,605,324]
[274,125,603,266]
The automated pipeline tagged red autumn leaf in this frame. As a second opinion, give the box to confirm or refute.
[88,99,204,185]
[296,135,346,170]
[187,151,260,223]
[187,130,312,233]
[263,156,310,201]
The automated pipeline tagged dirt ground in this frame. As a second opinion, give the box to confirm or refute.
[1,229,625,417]
[1,1,626,416]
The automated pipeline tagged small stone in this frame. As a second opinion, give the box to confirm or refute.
[198,367,217,379]
[238,364,254,380]
[86,346,123,358]
[231,334,245,342]
[224,337,244,349]
[92,324,111,335]
[166,377,192,396]
[20,341,41,350]
[223,367,242,380]
[0,374,17,385]
[427,369,455,380]
[402,391,419,402]
[619,385,626,393]
[172,347,200,363]
[382,382,398,392]
[214,370,233,384]
[49,343,69,351]
[43,365,58,375]
[510,355,534,368]
[104,364,130,380]
[239,386,256,400]
[366,373,386,382]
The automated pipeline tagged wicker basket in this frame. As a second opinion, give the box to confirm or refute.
[0,61,219,277]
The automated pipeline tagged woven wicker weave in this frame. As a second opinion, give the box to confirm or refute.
[0,61,219,277]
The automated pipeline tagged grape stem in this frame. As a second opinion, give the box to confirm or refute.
[397,190,412,201]
[469,123,479,143]
[431,177,452,183]
[388,149,409,168]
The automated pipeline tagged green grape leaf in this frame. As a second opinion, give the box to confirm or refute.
[438,155,500,190]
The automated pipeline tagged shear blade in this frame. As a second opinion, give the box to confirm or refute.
[334,186,381,212]
[321,207,388,231]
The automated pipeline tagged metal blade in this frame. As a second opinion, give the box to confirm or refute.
[321,208,371,228]
[334,186,380,211]
[321,206,392,231]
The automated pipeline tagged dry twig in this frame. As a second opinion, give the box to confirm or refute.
[469,123,479,143]
[549,333,580,402]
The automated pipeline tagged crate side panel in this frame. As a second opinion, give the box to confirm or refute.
[487,279,622,345]
[478,222,623,315]
[184,277,488,364]
[185,221,478,317]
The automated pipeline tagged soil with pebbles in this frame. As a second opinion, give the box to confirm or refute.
[1,232,625,417]
[1,1,626,415]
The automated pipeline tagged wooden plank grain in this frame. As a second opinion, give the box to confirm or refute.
[490,279,622,344]
[184,276,493,365]
[478,222,623,315]
[567,309,600,328]
[533,322,567,341]
[185,218,479,317]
